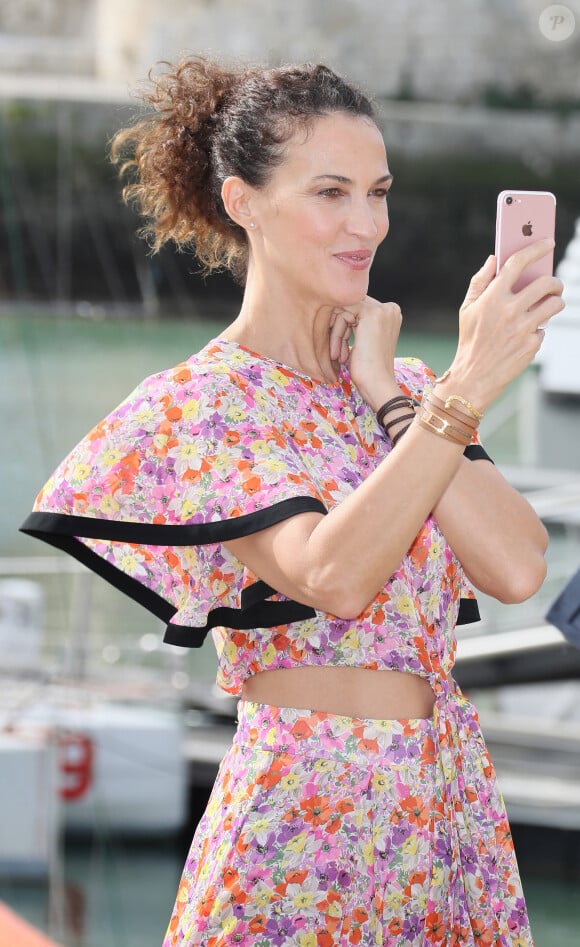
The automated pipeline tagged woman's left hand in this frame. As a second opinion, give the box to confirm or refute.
[329,296,403,409]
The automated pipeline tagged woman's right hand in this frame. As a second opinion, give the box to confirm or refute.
[439,239,565,412]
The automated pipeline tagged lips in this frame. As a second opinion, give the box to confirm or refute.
[333,250,373,270]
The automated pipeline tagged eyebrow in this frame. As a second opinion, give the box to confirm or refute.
[312,173,394,186]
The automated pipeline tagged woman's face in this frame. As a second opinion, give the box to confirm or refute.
[248,112,392,308]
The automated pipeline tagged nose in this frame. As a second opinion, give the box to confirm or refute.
[346,196,387,240]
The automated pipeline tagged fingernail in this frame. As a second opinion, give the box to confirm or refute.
[543,238,555,247]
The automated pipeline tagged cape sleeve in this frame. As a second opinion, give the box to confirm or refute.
[20,360,327,648]
[395,356,489,625]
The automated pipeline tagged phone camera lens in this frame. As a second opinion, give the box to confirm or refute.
[506,196,513,205]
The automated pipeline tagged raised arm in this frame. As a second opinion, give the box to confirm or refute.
[225,240,563,617]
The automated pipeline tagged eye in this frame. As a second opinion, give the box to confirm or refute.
[319,187,344,198]
[370,188,390,200]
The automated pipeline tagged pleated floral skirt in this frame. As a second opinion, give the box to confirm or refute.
[163,696,533,946]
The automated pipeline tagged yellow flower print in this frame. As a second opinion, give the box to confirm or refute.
[211,577,232,599]
[101,448,123,468]
[134,407,155,424]
[427,590,440,613]
[72,463,90,481]
[395,593,414,616]
[429,539,442,560]
[386,890,405,911]
[313,758,334,773]
[181,547,199,569]
[293,892,315,910]
[265,726,277,747]
[262,643,277,666]
[417,891,428,912]
[401,833,419,856]
[299,934,317,947]
[246,817,270,838]
[180,499,196,521]
[100,495,120,515]
[212,453,231,477]
[223,640,238,664]
[227,349,250,366]
[254,886,275,908]
[249,439,272,456]
[361,412,378,438]
[345,442,357,462]
[221,915,237,935]
[286,833,307,854]
[371,772,390,792]
[253,388,273,409]
[263,457,286,473]
[227,405,246,422]
[174,443,204,475]
[153,433,170,452]
[431,864,444,888]
[118,551,145,576]
[181,399,199,421]
[361,840,374,866]
[269,369,291,387]
[341,628,360,651]
[280,772,301,791]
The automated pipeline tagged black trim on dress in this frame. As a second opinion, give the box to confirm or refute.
[20,496,327,546]
[19,498,325,648]
[463,444,494,464]
[457,596,481,625]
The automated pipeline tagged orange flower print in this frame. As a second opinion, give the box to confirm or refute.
[301,795,333,827]
[248,914,267,934]
[400,794,430,827]
[425,910,445,937]
[290,718,314,741]
[242,475,262,495]
[172,367,191,384]
[388,917,404,937]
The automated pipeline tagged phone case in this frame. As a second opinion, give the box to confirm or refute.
[495,190,556,293]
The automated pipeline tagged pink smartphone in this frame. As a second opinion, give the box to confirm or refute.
[495,190,556,293]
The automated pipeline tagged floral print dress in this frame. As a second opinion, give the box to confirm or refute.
[21,339,534,946]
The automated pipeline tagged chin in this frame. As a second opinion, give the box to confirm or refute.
[327,278,370,308]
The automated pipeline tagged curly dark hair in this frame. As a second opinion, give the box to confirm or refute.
[111,56,377,283]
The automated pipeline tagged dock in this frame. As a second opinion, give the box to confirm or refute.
[0,901,64,947]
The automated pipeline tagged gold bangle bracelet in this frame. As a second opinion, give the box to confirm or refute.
[443,394,483,421]
[423,397,478,436]
[425,394,479,431]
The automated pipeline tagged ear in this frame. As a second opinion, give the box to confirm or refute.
[221,176,255,231]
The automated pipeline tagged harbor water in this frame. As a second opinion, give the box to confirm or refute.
[1,310,579,946]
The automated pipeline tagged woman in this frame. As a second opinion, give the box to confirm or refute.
[22,58,564,945]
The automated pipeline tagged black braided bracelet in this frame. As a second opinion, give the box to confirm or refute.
[392,422,413,446]
[382,411,417,437]
[376,396,415,428]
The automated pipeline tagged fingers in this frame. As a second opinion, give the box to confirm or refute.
[497,237,555,290]
[517,274,564,312]
[329,307,360,361]
[526,291,565,330]
[461,255,497,309]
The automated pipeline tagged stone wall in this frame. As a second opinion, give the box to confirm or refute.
[1,0,580,105]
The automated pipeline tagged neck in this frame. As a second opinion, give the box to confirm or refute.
[221,278,341,384]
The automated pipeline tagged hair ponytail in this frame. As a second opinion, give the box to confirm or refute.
[112,56,377,283]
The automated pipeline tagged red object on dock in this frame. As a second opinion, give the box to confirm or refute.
[0,901,64,947]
